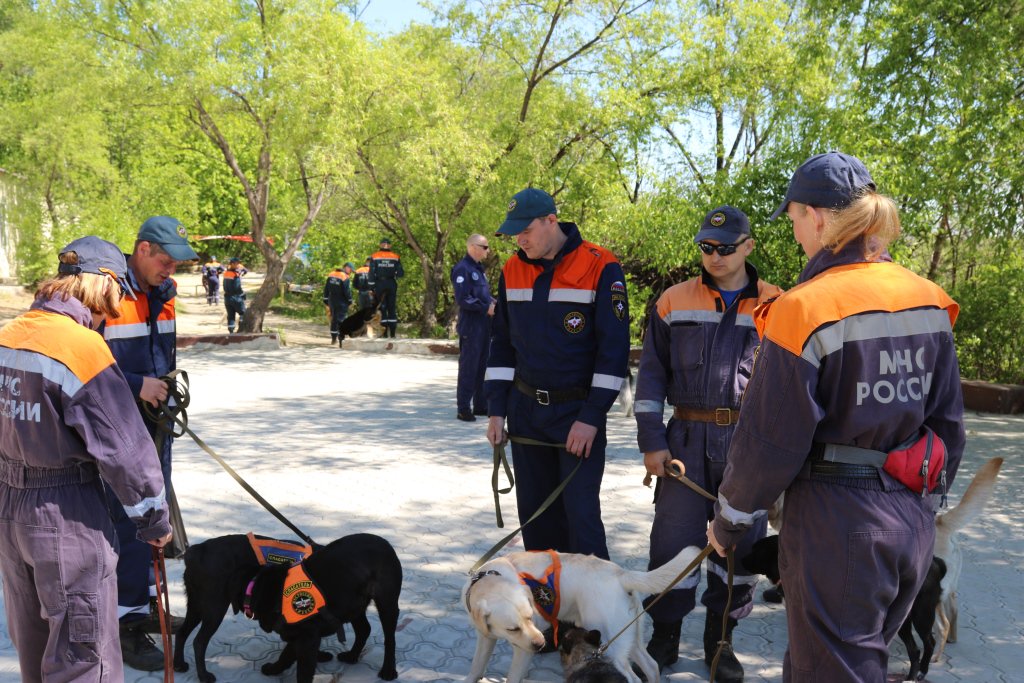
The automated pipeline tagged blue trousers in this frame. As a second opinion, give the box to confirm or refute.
[226,295,246,332]
[456,315,490,414]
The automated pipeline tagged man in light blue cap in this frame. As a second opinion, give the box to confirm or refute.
[102,215,197,670]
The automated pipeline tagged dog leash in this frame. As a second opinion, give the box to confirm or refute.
[470,436,579,574]
[151,546,174,683]
[146,371,318,548]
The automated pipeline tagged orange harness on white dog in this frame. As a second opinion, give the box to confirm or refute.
[518,550,562,645]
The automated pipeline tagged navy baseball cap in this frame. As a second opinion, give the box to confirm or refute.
[137,215,199,261]
[497,188,557,235]
[694,205,751,243]
[769,152,876,220]
[58,236,136,300]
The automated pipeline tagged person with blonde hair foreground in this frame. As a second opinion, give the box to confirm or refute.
[707,152,966,682]
[0,236,171,683]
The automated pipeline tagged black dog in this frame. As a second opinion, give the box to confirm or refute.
[337,303,380,339]
[248,533,402,682]
[173,534,332,683]
[741,535,947,681]
[559,627,628,682]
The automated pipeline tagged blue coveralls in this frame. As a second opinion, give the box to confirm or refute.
[710,239,966,682]
[203,262,223,305]
[101,267,179,621]
[0,295,170,683]
[485,223,630,559]
[223,266,248,333]
[451,254,493,415]
[322,269,352,341]
[635,263,781,621]
[370,249,404,337]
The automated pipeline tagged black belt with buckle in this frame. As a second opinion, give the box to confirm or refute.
[514,376,588,406]
[808,460,880,479]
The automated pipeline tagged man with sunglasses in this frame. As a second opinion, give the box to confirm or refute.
[102,215,198,671]
[451,234,496,421]
[635,205,782,681]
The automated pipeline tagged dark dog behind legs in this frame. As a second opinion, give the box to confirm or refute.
[897,557,946,681]
[741,536,947,682]
[249,533,403,683]
[559,627,628,683]
[174,534,333,683]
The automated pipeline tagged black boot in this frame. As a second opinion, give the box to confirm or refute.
[646,619,681,671]
[330,334,338,345]
[704,611,744,682]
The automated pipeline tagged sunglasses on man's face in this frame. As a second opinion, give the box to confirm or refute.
[473,243,490,251]
[697,236,750,256]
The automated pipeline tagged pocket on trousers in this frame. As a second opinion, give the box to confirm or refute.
[839,529,910,642]
[66,592,101,663]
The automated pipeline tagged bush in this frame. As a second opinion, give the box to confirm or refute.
[951,259,1024,385]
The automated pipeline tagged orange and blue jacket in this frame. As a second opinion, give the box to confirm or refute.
[635,263,782,456]
[0,295,170,540]
[370,250,403,282]
[223,265,247,298]
[102,266,178,400]
[485,222,630,427]
[711,239,966,549]
[322,269,352,307]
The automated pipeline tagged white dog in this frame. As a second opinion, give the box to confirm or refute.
[462,545,702,683]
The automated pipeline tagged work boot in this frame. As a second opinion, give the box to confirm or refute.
[136,598,186,634]
[646,619,682,671]
[704,611,744,682]
[330,335,338,345]
[763,584,784,604]
[120,622,165,672]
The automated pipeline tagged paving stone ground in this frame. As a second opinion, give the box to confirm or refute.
[0,275,1021,682]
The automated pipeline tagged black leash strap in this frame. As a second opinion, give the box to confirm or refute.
[471,436,579,574]
[148,372,317,548]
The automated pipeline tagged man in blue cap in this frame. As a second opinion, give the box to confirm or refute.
[102,215,197,670]
[635,205,782,680]
[484,187,630,563]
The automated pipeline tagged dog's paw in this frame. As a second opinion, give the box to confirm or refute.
[337,648,361,664]
[261,662,288,676]
[317,650,332,663]
[198,672,216,683]
[173,661,189,673]
[377,665,398,681]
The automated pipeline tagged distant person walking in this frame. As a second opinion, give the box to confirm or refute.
[353,258,375,312]
[223,257,248,334]
[323,262,354,345]
[370,237,404,338]
[451,233,495,421]
[202,257,224,305]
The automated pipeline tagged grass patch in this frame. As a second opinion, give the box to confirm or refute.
[269,294,323,321]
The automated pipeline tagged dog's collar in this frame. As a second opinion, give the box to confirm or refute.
[243,580,256,619]
[465,569,502,612]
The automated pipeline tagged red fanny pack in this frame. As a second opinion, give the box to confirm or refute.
[882,428,946,495]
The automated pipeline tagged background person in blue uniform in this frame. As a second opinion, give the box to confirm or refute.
[101,215,197,671]
[354,257,375,311]
[223,257,248,333]
[323,261,354,345]
[0,236,171,683]
[451,233,495,421]
[635,206,782,681]
[370,237,404,338]
[707,153,966,682]
[202,256,224,305]
[484,188,630,561]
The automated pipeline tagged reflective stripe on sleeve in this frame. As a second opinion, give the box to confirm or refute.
[0,348,84,398]
[156,319,176,334]
[591,373,623,391]
[718,493,766,527]
[634,400,664,415]
[485,367,515,382]
[122,487,167,519]
[706,559,760,584]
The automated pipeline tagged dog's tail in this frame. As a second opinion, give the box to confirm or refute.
[937,457,1003,535]
[619,545,703,594]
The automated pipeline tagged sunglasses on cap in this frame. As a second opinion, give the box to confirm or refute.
[697,237,750,256]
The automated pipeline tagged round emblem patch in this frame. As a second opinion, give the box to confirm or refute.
[455,275,465,284]
[531,584,555,607]
[507,198,518,212]
[563,311,586,334]
[710,212,726,227]
[471,272,479,280]
[291,591,317,616]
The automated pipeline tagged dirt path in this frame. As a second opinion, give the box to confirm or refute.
[0,270,331,347]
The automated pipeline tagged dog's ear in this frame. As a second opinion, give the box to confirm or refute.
[585,629,602,646]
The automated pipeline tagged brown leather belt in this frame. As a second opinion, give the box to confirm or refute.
[514,376,588,406]
[673,406,739,426]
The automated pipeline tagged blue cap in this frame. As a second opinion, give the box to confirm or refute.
[344,262,355,269]
[58,236,136,300]
[497,188,557,235]
[694,205,751,243]
[137,215,199,261]
[769,152,876,220]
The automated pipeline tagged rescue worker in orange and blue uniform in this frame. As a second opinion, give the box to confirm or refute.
[370,238,404,338]
[0,236,171,683]
[223,257,248,333]
[101,215,197,670]
[323,262,354,345]
[451,234,495,421]
[484,188,630,560]
[636,205,782,681]
[708,152,966,682]
[202,257,224,305]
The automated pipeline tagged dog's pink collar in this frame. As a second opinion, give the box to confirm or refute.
[243,580,255,619]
